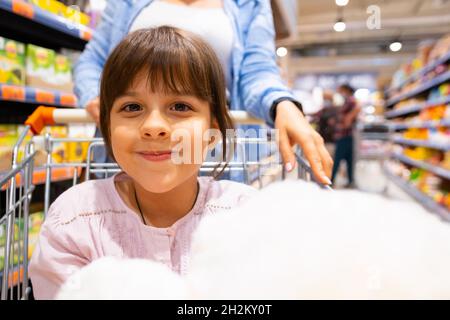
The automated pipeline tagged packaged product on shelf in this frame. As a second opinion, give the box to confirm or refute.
[25,44,56,90]
[419,104,447,121]
[64,5,91,26]
[404,146,433,161]
[438,83,450,96]
[393,98,425,111]
[0,125,18,172]
[29,0,64,15]
[43,126,69,163]
[26,44,74,93]
[403,128,428,140]
[417,40,435,68]
[54,54,74,93]
[428,34,450,62]
[66,124,94,163]
[443,151,450,170]
[30,0,91,26]
[0,36,26,86]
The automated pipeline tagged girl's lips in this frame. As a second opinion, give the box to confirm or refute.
[137,151,172,162]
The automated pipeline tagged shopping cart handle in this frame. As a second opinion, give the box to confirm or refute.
[25,106,95,134]
[25,106,57,134]
[295,154,333,190]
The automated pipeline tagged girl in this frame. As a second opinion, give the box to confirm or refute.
[29,27,256,300]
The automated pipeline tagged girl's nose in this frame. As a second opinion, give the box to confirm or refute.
[140,111,170,139]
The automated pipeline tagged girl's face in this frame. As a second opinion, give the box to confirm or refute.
[110,73,215,193]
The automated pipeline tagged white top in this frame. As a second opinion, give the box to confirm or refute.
[130,0,234,90]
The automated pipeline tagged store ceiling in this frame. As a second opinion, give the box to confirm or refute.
[279,0,450,55]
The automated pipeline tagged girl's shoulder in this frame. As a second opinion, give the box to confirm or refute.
[200,177,257,212]
[46,176,127,228]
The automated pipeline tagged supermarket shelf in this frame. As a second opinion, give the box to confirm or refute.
[1,166,82,190]
[390,119,450,130]
[383,166,450,221]
[0,265,25,291]
[385,70,450,108]
[385,95,450,118]
[0,0,92,51]
[392,153,450,180]
[358,153,387,160]
[0,84,77,108]
[391,137,450,151]
[357,133,389,140]
[385,51,450,96]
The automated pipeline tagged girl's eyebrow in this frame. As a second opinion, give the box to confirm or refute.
[117,91,140,98]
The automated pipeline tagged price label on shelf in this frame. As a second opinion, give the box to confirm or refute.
[12,0,34,19]
[1,85,26,101]
[36,90,55,104]
[60,94,77,107]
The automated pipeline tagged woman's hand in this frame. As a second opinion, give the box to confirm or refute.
[275,100,333,185]
[85,97,100,125]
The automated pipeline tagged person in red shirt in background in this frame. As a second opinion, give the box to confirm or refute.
[331,84,361,188]
[310,90,338,156]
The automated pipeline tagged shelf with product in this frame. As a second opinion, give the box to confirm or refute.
[384,34,450,214]
[385,94,450,119]
[0,84,77,108]
[0,123,93,188]
[0,1,100,187]
[391,151,450,181]
[0,211,44,291]
[385,34,450,107]
[383,163,449,220]
[0,0,93,51]
[385,50,450,97]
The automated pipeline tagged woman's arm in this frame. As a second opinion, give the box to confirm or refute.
[73,1,119,109]
[238,1,333,184]
[238,0,295,125]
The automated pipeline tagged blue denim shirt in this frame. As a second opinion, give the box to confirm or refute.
[73,0,296,126]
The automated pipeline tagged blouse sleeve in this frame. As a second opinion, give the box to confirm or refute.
[238,0,298,126]
[73,0,120,108]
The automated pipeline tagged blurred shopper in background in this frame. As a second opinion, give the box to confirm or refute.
[331,84,361,188]
[311,90,338,156]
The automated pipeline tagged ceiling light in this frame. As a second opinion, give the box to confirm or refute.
[276,47,288,57]
[333,20,346,32]
[389,41,402,52]
[336,0,349,6]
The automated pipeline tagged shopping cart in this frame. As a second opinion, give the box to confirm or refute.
[0,125,35,300]
[0,106,330,300]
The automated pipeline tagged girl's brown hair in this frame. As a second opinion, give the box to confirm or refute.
[99,26,234,177]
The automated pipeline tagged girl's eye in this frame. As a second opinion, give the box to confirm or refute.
[122,103,142,112]
[170,103,192,112]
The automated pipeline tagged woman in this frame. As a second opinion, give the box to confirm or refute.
[74,0,333,184]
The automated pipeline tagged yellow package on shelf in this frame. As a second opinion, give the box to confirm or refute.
[0,37,26,86]
[29,0,91,26]
[0,125,19,172]
[64,5,91,26]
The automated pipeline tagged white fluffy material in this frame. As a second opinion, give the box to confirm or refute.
[57,257,188,300]
[57,180,450,300]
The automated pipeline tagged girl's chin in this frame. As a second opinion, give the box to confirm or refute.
[132,173,184,194]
